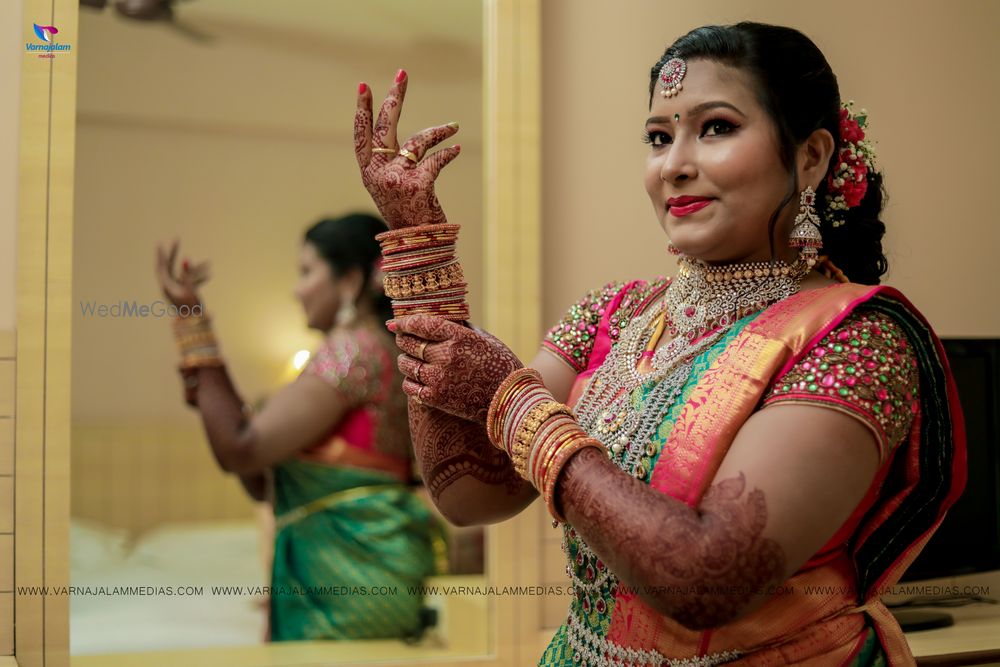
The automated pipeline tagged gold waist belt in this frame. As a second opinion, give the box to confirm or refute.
[274,483,400,531]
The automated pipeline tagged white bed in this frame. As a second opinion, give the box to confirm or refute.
[70,517,268,655]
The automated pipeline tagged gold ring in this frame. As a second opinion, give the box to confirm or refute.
[414,361,423,384]
[399,148,419,163]
[415,340,428,360]
[372,147,397,155]
[415,385,425,404]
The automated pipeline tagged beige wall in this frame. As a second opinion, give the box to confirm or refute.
[540,0,1000,338]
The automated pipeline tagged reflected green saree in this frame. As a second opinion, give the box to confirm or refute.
[269,459,444,641]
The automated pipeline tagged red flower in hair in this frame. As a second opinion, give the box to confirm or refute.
[839,109,866,144]
[825,103,876,221]
[841,178,868,208]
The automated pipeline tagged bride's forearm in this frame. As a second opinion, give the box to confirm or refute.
[409,401,536,526]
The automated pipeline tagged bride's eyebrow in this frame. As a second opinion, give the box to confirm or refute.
[646,101,747,125]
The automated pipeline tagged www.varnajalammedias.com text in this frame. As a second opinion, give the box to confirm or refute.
[18,583,990,598]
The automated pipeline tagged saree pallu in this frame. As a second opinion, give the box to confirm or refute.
[269,459,443,641]
[541,282,966,666]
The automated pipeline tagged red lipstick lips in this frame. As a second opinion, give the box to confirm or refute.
[667,196,714,218]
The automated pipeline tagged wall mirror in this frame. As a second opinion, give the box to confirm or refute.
[69,1,496,664]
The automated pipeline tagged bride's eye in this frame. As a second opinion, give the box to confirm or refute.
[641,130,671,147]
[702,119,737,137]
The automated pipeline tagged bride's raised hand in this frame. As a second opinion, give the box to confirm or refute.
[354,70,461,230]
[154,239,210,311]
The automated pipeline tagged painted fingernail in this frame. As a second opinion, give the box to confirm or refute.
[386,321,397,333]
[395,69,406,83]
[358,82,368,95]
[446,121,459,129]
[182,258,190,270]
[454,144,461,151]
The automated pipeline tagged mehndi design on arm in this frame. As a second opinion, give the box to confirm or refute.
[559,448,786,629]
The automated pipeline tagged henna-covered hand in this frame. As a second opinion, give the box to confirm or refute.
[408,400,535,525]
[354,71,461,230]
[559,448,787,630]
[393,315,523,425]
[154,239,210,311]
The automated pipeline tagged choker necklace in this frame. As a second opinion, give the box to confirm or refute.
[666,255,811,341]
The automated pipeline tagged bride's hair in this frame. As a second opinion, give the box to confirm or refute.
[304,212,392,322]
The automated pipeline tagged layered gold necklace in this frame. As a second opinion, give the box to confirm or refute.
[665,255,811,341]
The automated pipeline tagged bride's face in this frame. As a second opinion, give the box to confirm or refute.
[643,59,797,265]
[294,242,340,332]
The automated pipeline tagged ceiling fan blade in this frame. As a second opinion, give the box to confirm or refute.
[168,17,215,44]
[114,0,171,21]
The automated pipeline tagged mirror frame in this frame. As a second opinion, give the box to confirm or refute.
[13,0,542,665]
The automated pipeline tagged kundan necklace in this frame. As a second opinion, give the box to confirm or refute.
[666,255,811,341]
[574,253,812,476]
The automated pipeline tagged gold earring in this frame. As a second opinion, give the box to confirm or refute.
[335,295,357,326]
[788,186,823,267]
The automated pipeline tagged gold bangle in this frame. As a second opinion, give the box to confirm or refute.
[172,312,210,330]
[530,417,580,489]
[384,263,466,299]
[176,332,218,349]
[176,330,216,342]
[512,404,567,477]
[179,355,224,370]
[487,368,541,447]
[543,436,605,523]
[502,387,551,456]
[527,418,576,485]
[511,401,574,477]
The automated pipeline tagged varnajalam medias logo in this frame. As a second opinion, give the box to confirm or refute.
[27,23,72,58]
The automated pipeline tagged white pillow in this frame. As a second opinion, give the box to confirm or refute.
[69,517,129,571]
[128,519,265,584]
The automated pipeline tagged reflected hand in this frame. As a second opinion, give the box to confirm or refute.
[393,315,522,424]
[155,239,209,311]
[354,70,461,230]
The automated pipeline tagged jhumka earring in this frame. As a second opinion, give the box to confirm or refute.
[658,57,687,98]
[335,296,358,327]
[788,186,823,267]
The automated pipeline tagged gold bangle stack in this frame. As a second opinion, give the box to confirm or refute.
[487,368,605,523]
[486,368,542,447]
[383,262,465,299]
[511,401,574,478]
[375,224,470,321]
[540,430,603,524]
[173,312,223,369]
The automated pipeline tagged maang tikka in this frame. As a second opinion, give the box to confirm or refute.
[658,57,687,97]
[788,186,823,267]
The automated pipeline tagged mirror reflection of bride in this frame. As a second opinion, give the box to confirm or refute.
[155,212,444,642]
